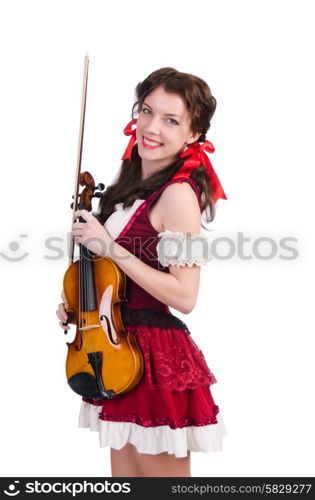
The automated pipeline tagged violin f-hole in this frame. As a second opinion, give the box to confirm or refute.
[100,314,120,345]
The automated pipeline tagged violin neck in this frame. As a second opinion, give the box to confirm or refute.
[79,245,97,311]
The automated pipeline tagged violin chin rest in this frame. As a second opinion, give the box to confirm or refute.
[68,372,104,399]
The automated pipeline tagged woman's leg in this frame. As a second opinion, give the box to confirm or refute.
[134,450,191,477]
[110,443,142,477]
[111,443,191,477]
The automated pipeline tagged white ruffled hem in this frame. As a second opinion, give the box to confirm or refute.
[156,230,212,268]
[78,401,227,458]
[158,259,208,268]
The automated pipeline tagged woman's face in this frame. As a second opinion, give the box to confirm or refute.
[136,86,199,175]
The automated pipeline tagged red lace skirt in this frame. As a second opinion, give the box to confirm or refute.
[79,309,227,457]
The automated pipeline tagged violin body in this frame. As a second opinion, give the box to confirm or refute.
[63,255,144,399]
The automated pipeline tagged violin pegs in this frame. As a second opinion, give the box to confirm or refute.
[93,192,102,198]
[95,182,105,191]
[70,202,74,209]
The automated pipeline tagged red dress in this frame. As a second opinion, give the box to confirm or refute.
[79,177,227,457]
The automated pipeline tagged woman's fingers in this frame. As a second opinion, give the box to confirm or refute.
[59,320,70,331]
[56,302,69,329]
[58,302,68,319]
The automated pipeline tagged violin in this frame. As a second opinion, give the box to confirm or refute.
[62,54,144,399]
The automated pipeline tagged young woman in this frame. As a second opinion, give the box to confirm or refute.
[56,67,227,477]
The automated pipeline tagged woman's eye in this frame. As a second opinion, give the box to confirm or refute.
[167,118,179,126]
[142,107,151,115]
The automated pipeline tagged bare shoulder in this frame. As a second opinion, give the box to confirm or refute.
[158,182,201,233]
[162,180,198,197]
[159,181,201,214]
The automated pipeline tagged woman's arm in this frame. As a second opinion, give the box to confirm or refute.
[108,182,202,314]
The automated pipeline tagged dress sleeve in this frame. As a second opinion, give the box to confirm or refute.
[156,230,211,268]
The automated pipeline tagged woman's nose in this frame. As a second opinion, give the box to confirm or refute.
[145,115,161,136]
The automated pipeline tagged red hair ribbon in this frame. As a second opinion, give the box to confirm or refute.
[121,119,137,160]
[173,140,227,203]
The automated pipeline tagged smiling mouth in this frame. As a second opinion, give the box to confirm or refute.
[142,136,163,149]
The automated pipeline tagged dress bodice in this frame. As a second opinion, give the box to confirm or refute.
[104,199,146,240]
[104,177,203,312]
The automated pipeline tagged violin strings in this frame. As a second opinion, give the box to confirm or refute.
[85,243,94,354]
[79,242,88,354]
[85,244,90,353]
[82,242,89,354]
[78,242,84,351]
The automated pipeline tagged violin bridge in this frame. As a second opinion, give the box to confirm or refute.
[79,324,100,331]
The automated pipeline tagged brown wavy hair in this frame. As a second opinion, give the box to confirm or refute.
[96,67,218,228]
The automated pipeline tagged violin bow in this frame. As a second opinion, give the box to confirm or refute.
[69,53,89,266]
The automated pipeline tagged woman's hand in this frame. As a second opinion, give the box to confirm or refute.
[72,209,113,257]
[56,291,69,331]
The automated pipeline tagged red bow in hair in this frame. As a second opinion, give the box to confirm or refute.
[173,140,227,203]
[121,119,137,160]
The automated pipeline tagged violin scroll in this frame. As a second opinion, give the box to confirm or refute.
[72,171,105,212]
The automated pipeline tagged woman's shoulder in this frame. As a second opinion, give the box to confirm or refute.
[148,177,201,207]
[158,178,201,210]
[162,178,199,195]
[155,179,202,233]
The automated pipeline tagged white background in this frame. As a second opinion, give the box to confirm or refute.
[0,0,314,477]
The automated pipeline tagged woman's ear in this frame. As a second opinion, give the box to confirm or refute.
[187,132,201,144]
